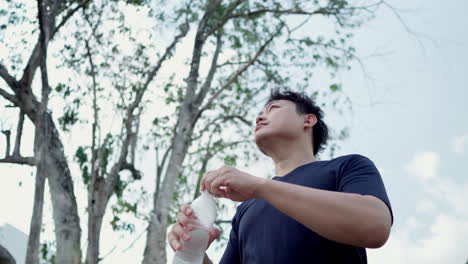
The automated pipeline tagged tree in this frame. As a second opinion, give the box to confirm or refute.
[0,0,90,263]
[0,0,390,263]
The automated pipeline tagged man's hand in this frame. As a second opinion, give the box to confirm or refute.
[167,204,221,252]
[200,165,266,201]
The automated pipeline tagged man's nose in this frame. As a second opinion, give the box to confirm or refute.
[256,114,264,124]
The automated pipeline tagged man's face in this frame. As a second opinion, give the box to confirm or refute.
[254,100,306,146]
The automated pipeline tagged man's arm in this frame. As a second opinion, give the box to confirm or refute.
[200,166,392,248]
[254,179,392,248]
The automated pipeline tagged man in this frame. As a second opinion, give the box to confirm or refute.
[168,89,393,263]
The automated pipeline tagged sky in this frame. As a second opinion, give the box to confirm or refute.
[0,0,467,263]
[331,0,468,263]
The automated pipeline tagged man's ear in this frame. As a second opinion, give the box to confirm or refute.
[304,114,317,129]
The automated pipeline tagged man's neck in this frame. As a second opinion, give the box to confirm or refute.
[270,144,316,177]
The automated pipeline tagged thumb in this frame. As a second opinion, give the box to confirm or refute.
[208,227,221,241]
[206,227,221,250]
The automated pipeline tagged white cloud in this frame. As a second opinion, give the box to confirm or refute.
[369,156,468,264]
[369,212,468,264]
[427,179,468,218]
[415,199,436,214]
[405,152,440,181]
[452,134,468,154]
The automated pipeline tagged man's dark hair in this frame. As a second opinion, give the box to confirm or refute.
[266,89,329,155]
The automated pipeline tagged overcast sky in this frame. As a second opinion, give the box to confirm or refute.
[1,0,467,263]
[335,0,468,263]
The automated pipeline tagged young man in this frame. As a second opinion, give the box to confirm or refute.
[168,89,393,263]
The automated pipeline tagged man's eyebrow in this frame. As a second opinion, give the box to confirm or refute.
[258,101,276,116]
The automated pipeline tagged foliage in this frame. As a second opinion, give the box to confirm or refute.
[40,241,56,264]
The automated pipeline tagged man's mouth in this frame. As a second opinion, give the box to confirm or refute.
[255,123,267,131]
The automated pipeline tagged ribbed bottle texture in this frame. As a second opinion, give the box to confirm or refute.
[173,192,217,264]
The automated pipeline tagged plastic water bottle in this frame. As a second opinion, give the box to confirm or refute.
[173,191,217,264]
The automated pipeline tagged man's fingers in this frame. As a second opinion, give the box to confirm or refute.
[168,228,182,251]
[181,204,197,219]
[201,170,217,192]
[200,170,214,192]
[181,204,191,215]
[209,174,226,197]
[176,212,194,230]
[208,228,221,239]
[200,176,205,192]
[206,227,221,249]
[172,223,187,238]
[174,224,191,241]
[203,170,217,194]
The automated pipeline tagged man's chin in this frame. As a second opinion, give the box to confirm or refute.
[254,134,271,156]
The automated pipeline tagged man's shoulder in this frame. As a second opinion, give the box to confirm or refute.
[318,154,376,173]
[327,153,373,165]
[234,199,256,217]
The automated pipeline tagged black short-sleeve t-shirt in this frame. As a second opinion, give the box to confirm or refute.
[219,154,393,264]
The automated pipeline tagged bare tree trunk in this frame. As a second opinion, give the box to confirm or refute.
[0,1,91,263]
[27,1,83,262]
[44,115,83,264]
[85,182,108,264]
[26,1,54,262]
[143,106,194,264]
[25,166,45,264]
[143,17,280,263]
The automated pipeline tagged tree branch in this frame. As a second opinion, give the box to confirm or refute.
[196,23,284,118]
[128,20,190,113]
[0,87,18,105]
[85,39,100,184]
[0,65,18,88]
[215,219,233,224]
[191,114,251,142]
[1,0,88,104]
[204,4,338,38]
[157,145,172,179]
[102,20,191,200]
[0,155,35,166]
[13,109,25,156]
[130,107,142,165]
[193,32,223,109]
[228,8,337,19]
[52,0,91,38]
[184,0,223,101]
[1,130,11,157]
[120,162,142,180]
[203,0,246,38]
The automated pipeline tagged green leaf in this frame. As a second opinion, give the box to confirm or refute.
[58,107,79,131]
[329,84,341,92]
[224,155,237,166]
[74,146,88,167]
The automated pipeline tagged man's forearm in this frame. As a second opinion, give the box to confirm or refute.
[254,178,391,248]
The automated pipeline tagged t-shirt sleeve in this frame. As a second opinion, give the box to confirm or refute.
[219,209,241,264]
[338,154,394,224]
